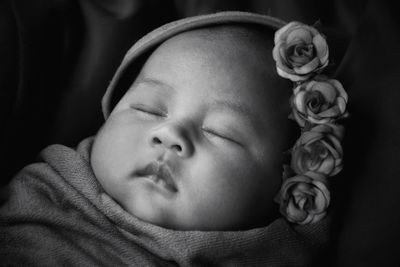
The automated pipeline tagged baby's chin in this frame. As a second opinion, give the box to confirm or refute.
[123,204,190,230]
[125,202,279,232]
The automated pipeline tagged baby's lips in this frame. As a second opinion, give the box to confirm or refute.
[136,161,178,192]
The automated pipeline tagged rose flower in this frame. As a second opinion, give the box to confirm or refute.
[290,77,348,127]
[276,171,330,225]
[291,124,344,177]
[273,22,329,82]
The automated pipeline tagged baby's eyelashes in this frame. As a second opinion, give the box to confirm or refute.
[202,127,242,146]
[130,104,167,118]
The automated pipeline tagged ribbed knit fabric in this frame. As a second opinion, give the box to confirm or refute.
[0,137,328,266]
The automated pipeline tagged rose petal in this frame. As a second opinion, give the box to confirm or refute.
[329,79,348,102]
[275,46,294,72]
[286,27,314,44]
[276,61,293,75]
[293,192,307,205]
[313,34,329,65]
[290,54,312,67]
[309,212,327,224]
[327,133,343,152]
[323,143,340,160]
[291,175,314,186]
[277,67,309,81]
[312,82,337,103]
[337,97,347,113]
[330,160,343,176]
[318,106,340,118]
[294,57,320,74]
[321,102,331,111]
[297,197,308,209]
[316,156,335,175]
[305,109,319,120]
[312,191,330,212]
[287,42,313,67]
[308,116,331,124]
[286,200,308,222]
[310,124,333,135]
[300,215,314,225]
[279,45,291,66]
[314,123,344,140]
[291,110,306,127]
[272,43,281,62]
[304,79,318,91]
[293,84,302,95]
[287,38,307,48]
[319,60,329,70]
[330,124,345,140]
[313,179,330,196]
[294,183,314,195]
[294,90,307,113]
[299,130,323,145]
[305,90,325,113]
[274,22,303,44]
[325,135,343,155]
[305,153,323,172]
[280,181,294,198]
[304,171,328,184]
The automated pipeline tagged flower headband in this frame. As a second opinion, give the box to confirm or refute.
[272,22,348,224]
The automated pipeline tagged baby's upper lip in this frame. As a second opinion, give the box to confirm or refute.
[136,161,178,192]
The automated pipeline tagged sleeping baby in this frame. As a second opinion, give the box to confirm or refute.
[0,11,347,266]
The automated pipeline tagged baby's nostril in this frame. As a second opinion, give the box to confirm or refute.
[172,144,182,152]
[152,136,183,153]
[153,137,162,144]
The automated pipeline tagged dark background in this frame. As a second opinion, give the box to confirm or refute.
[1,0,399,266]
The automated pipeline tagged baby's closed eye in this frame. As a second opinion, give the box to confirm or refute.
[130,103,167,118]
[202,126,243,147]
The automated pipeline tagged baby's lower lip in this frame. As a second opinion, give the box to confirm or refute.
[143,175,177,193]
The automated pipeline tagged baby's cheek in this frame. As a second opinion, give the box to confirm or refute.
[91,120,135,189]
[186,160,259,226]
[91,133,110,181]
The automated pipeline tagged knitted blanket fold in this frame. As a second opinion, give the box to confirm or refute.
[0,137,329,266]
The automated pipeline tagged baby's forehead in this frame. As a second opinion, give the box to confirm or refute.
[138,24,277,84]
[161,24,275,59]
[135,24,287,101]
[129,24,290,119]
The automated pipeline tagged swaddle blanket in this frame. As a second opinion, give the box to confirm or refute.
[0,137,328,266]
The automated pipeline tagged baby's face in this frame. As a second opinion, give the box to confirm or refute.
[91,27,290,230]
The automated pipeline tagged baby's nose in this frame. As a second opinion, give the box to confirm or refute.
[149,122,194,157]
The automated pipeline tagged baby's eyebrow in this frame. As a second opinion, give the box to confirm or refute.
[135,77,176,94]
[209,99,263,132]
